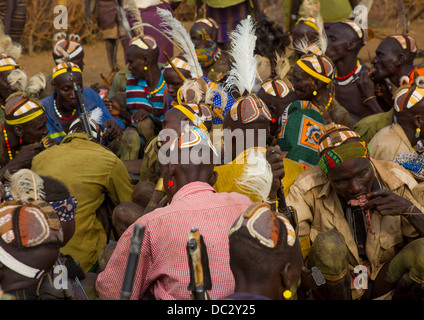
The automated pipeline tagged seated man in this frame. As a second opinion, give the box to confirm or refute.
[31,112,134,273]
[226,202,303,300]
[369,80,424,161]
[354,34,422,143]
[0,26,22,123]
[189,17,231,84]
[40,32,85,99]
[326,19,384,125]
[41,61,124,143]
[95,126,253,300]
[286,123,424,300]
[0,70,51,182]
[0,200,64,300]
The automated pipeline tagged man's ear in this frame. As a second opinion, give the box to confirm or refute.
[413,114,422,129]
[281,262,294,293]
[12,124,23,139]
[208,170,218,187]
[396,53,407,66]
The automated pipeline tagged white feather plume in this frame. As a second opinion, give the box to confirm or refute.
[157,7,203,79]
[89,107,103,125]
[5,169,45,203]
[275,52,290,80]
[7,70,46,98]
[53,32,67,43]
[224,16,258,96]
[234,149,273,203]
[204,85,228,110]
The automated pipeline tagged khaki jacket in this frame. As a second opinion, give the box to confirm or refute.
[286,159,422,282]
[369,123,413,162]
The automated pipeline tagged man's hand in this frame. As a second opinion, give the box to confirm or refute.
[131,109,151,123]
[362,189,414,216]
[103,119,123,141]
[357,67,376,100]
[12,143,45,168]
[266,145,285,199]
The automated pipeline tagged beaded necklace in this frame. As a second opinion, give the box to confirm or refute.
[143,80,166,98]
[334,60,360,80]
[54,98,76,121]
[2,123,14,160]
[320,94,333,116]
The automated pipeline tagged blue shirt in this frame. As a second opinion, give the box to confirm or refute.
[41,86,125,142]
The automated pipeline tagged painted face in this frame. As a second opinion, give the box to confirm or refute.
[126,46,146,80]
[370,38,400,82]
[54,72,83,112]
[328,157,375,202]
[19,112,49,144]
[164,68,186,102]
[290,64,316,101]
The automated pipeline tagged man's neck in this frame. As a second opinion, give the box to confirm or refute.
[392,64,415,86]
[335,55,359,78]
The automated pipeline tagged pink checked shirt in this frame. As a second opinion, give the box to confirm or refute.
[95,181,252,300]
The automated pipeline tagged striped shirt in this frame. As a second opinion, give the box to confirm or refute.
[95,181,252,300]
[126,69,166,121]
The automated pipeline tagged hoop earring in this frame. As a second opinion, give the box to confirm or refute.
[416,127,421,139]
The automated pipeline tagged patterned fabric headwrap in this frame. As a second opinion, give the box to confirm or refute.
[52,33,84,64]
[317,123,369,174]
[296,54,334,84]
[229,202,297,248]
[0,201,63,279]
[52,61,82,80]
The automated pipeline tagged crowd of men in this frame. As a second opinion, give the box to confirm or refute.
[0,0,423,301]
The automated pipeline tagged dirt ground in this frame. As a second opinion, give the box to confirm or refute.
[17,18,424,88]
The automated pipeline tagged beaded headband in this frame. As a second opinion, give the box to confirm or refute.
[52,62,82,80]
[318,141,370,175]
[229,202,296,248]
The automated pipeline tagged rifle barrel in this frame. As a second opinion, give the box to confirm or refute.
[120,224,146,300]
